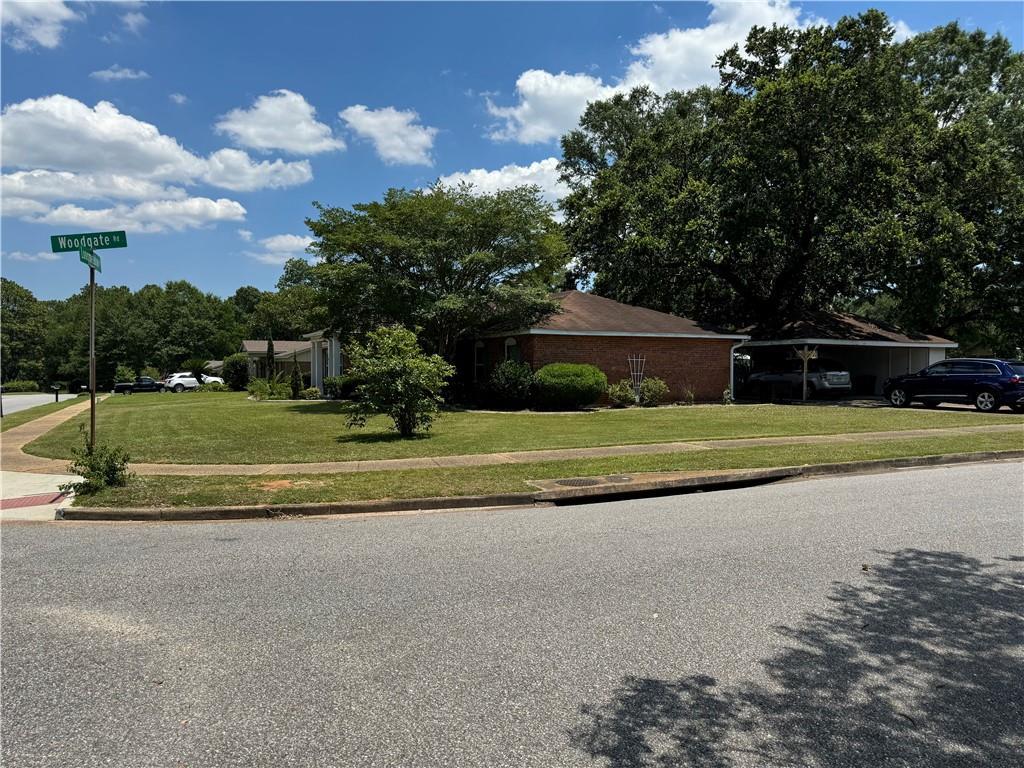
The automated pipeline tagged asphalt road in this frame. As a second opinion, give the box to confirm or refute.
[2,463,1022,768]
[0,393,78,415]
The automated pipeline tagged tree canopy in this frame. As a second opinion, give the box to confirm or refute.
[305,183,568,360]
[560,11,1023,354]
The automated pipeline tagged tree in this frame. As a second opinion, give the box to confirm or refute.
[560,12,935,329]
[289,352,302,399]
[184,357,211,384]
[221,353,250,391]
[344,326,455,437]
[0,278,46,383]
[265,338,275,378]
[306,184,568,360]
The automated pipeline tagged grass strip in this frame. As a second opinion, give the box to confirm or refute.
[1,397,87,433]
[76,431,1023,508]
[27,391,1024,464]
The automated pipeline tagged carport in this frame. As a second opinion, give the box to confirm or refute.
[742,312,958,396]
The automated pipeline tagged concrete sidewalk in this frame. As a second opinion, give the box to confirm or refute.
[2,392,1021,478]
[0,470,79,522]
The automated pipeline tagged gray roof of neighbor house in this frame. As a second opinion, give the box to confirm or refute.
[524,290,747,339]
[744,311,956,347]
[239,340,310,355]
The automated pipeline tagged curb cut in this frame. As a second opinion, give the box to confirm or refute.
[57,450,1024,522]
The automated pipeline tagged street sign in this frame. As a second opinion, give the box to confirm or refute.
[50,230,127,253]
[79,247,102,273]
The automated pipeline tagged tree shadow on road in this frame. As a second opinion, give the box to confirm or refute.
[570,549,1024,767]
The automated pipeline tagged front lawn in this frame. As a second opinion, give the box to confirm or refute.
[75,431,1024,507]
[24,391,1024,465]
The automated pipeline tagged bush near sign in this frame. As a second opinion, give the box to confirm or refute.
[50,231,127,253]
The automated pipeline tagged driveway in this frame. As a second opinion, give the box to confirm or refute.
[0,393,77,415]
[2,462,1021,767]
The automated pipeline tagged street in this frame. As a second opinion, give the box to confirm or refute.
[0,393,77,415]
[2,462,1022,767]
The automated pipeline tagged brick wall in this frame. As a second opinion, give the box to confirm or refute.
[524,334,733,402]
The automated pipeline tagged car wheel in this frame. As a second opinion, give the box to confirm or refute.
[174,383,184,393]
[888,388,909,408]
[974,390,997,412]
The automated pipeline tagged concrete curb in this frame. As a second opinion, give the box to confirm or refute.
[57,450,1024,522]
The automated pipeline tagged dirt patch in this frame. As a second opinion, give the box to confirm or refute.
[256,480,295,491]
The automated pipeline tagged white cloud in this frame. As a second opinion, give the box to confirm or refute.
[437,157,566,205]
[237,229,253,242]
[246,233,313,265]
[216,89,344,155]
[2,1,80,51]
[486,0,838,144]
[3,250,61,262]
[201,149,311,191]
[891,19,915,43]
[121,11,147,35]
[487,70,616,144]
[2,169,187,203]
[169,93,188,105]
[33,198,247,234]
[340,105,438,166]
[89,64,150,81]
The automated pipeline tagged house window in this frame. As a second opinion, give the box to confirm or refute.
[504,337,521,363]
[474,341,488,382]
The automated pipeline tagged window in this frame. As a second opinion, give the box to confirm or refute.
[504,337,521,363]
[925,362,953,375]
[473,341,488,382]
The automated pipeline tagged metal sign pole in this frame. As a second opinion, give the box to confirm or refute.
[89,265,96,449]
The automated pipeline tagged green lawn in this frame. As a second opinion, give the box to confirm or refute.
[25,390,1024,465]
[1,396,86,432]
[76,431,1024,507]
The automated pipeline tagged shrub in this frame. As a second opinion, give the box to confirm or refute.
[60,427,133,495]
[246,377,289,401]
[678,386,696,406]
[323,375,344,399]
[607,379,637,408]
[639,377,670,407]
[114,364,136,383]
[722,387,733,405]
[300,387,321,400]
[1,379,39,392]
[222,353,250,391]
[197,381,230,392]
[533,363,607,410]
[290,362,303,400]
[345,326,455,437]
[184,357,211,385]
[140,366,162,380]
[247,378,270,400]
[487,361,534,408]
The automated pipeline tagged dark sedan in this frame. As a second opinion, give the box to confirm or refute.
[883,358,1024,413]
[113,376,165,394]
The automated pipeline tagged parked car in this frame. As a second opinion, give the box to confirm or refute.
[163,372,225,392]
[884,358,1024,413]
[746,358,852,399]
[113,376,165,394]
[200,374,225,386]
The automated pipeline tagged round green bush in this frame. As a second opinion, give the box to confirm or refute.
[533,363,607,410]
[607,379,637,408]
[221,353,251,391]
[487,360,535,408]
[1,379,40,392]
[639,377,670,407]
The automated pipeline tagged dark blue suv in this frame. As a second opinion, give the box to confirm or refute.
[883,358,1024,413]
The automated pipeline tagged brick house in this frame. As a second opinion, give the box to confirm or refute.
[462,290,749,401]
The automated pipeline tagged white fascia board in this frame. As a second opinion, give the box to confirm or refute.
[740,338,958,349]
[483,328,750,341]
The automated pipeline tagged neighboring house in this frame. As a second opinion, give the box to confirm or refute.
[743,312,957,395]
[238,340,311,379]
[463,290,749,401]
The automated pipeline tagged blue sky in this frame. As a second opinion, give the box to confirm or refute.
[3,1,1021,300]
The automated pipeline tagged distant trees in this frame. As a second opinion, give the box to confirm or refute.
[1,278,46,383]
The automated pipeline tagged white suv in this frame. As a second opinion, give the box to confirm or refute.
[163,372,225,392]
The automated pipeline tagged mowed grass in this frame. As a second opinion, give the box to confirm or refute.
[25,391,1024,465]
[76,431,1024,507]
[1,396,86,432]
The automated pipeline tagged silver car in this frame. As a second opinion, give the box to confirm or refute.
[747,358,852,399]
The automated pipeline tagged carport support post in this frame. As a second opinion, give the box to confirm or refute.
[802,344,809,402]
[89,265,96,449]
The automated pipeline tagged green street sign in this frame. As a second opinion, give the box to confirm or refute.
[79,247,102,273]
[51,230,127,253]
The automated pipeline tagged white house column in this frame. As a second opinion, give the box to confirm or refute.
[311,339,323,391]
[327,337,341,377]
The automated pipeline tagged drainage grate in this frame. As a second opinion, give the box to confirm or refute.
[555,478,602,487]
[605,475,633,484]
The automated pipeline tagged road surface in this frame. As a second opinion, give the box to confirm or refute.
[0,393,77,415]
[2,462,1022,767]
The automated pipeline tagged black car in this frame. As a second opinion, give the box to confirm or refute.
[883,358,1024,413]
[113,376,165,394]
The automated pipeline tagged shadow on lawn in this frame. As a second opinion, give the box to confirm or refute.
[283,401,349,416]
[570,549,1024,767]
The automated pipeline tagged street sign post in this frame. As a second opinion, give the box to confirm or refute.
[50,231,128,449]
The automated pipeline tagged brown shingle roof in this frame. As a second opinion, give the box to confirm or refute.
[239,340,310,355]
[746,311,955,345]
[531,291,745,338]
